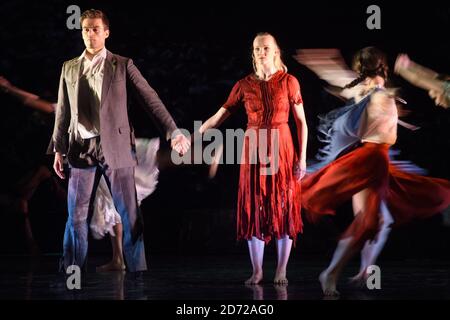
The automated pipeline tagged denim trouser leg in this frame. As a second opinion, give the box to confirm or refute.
[63,166,97,271]
[103,166,147,272]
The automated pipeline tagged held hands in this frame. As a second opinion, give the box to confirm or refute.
[53,152,65,179]
[171,133,191,155]
[293,159,307,181]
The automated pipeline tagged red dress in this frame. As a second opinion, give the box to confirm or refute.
[222,71,303,244]
[301,89,450,247]
[302,143,450,247]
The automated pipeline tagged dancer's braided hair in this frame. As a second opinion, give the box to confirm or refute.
[344,47,389,89]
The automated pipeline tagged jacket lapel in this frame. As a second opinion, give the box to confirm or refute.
[100,50,115,109]
[70,58,82,111]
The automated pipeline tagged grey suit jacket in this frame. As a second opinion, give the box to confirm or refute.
[50,50,178,169]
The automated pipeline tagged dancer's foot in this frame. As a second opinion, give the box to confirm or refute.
[274,269,288,285]
[96,260,126,272]
[245,271,263,285]
[348,271,367,288]
[319,270,340,296]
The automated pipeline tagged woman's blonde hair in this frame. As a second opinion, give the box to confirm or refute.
[252,32,287,76]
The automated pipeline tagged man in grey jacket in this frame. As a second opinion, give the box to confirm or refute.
[50,9,190,273]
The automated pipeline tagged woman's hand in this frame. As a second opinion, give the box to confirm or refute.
[294,159,307,181]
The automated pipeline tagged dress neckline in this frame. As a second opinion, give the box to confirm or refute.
[250,70,284,83]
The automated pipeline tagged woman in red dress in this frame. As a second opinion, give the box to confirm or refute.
[199,32,308,285]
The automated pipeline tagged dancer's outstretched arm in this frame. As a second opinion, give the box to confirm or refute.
[293,49,360,100]
[394,54,449,108]
[0,76,55,113]
[394,54,441,91]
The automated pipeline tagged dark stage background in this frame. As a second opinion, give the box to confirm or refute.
[0,0,449,263]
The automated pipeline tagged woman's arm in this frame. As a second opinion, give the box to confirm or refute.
[394,54,443,92]
[294,49,358,100]
[199,107,231,134]
[292,102,308,179]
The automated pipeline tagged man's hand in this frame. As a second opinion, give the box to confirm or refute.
[53,152,65,179]
[171,133,191,155]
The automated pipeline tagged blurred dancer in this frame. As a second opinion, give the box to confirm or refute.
[295,47,450,295]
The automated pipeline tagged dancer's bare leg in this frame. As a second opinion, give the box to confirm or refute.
[319,237,358,296]
[16,166,52,200]
[350,201,393,285]
[349,190,369,283]
[97,223,126,272]
[274,235,292,284]
[14,166,53,256]
[245,237,264,285]
[18,199,40,256]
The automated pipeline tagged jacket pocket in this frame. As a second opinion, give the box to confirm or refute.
[118,126,131,134]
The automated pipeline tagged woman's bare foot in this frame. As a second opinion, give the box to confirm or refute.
[96,260,126,272]
[348,271,367,287]
[274,269,288,285]
[245,271,263,285]
[319,270,340,296]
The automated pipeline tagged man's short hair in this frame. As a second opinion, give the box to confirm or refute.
[80,9,110,30]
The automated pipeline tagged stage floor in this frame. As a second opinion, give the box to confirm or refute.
[1,253,449,300]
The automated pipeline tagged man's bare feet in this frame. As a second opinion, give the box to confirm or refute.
[96,260,126,272]
[245,271,263,285]
[319,270,340,296]
[274,269,288,285]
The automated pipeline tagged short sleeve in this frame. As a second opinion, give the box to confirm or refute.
[288,75,303,105]
[222,81,243,113]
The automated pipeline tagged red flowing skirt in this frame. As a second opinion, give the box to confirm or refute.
[302,142,450,246]
[236,124,302,244]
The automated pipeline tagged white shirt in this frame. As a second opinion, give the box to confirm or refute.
[77,47,107,139]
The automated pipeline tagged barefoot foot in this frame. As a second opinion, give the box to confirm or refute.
[319,270,340,296]
[274,270,288,285]
[245,271,263,285]
[348,271,367,288]
[96,260,126,272]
